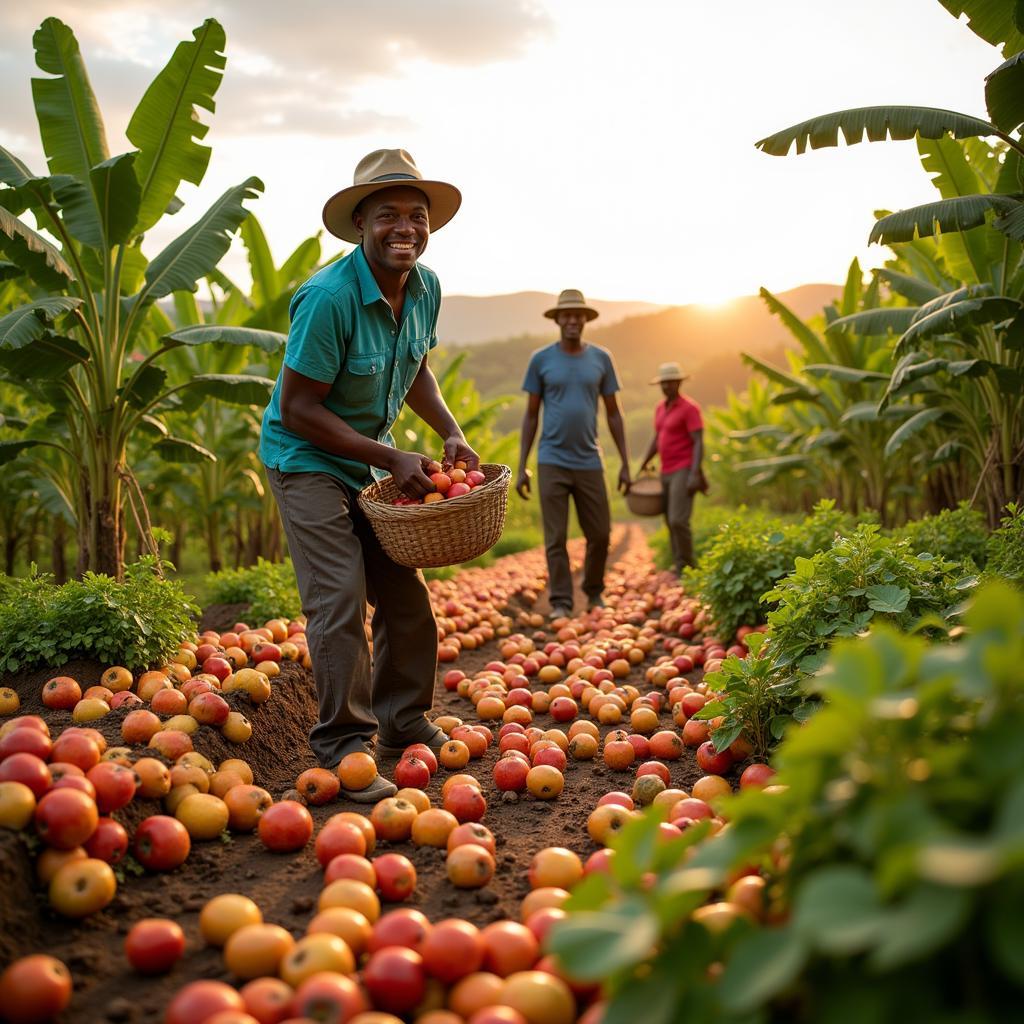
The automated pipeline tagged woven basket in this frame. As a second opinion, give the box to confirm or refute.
[358,463,511,568]
[626,474,665,517]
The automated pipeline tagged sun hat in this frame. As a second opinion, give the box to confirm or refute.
[544,289,599,322]
[649,361,689,384]
[322,149,462,243]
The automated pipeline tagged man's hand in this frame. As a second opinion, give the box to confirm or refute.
[516,467,532,500]
[390,450,436,498]
[618,464,631,495]
[443,434,480,472]
[686,469,702,495]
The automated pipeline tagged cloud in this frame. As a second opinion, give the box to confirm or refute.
[0,1,550,149]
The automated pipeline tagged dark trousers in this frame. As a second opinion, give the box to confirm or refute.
[538,463,611,609]
[267,468,439,767]
[662,468,696,571]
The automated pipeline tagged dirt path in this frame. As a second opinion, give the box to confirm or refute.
[0,526,707,1023]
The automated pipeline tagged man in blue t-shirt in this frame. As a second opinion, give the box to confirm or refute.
[516,289,631,618]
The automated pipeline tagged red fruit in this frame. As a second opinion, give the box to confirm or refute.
[0,727,52,762]
[324,853,377,888]
[493,756,529,792]
[421,917,484,983]
[394,757,431,790]
[373,853,417,902]
[240,977,293,1024]
[258,800,313,852]
[200,656,232,682]
[368,908,432,954]
[125,918,185,974]
[669,798,714,824]
[447,482,471,498]
[41,676,81,711]
[596,791,634,810]
[188,691,230,726]
[681,692,706,718]
[34,787,98,850]
[362,947,426,1014]
[315,821,367,867]
[532,746,567,772]
[696,740,733,776]
[443,783,487,823]
[165,980,244,1024]
[636,761,671,786]
[0,955,72,1024]
[296,767,341,807]
[403,744,438,774]
[251,642,281,665]
[626,734,651,761]
[86,762,137,813]
[85,817,128,864]
[290,973,368,1023]
[525,906,567,945]
[548,697,577,723]
[50,732,102,772]
[739,763,776,788]
[0,753,51,799]
[133,815,191,871]
[480,921,539,977]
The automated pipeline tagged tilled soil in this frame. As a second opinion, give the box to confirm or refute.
[0,527,715,1023]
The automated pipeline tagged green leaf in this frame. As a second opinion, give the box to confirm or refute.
[546,904,659,980]
[869,194,1021,245]
[0,334,87,379]
[897,295,1021,351]
[141,177,263,300]
[0,206,74,289]
[0,439,48,464]
[758,286,829,362]
[869,884,970,971]
[876,268,944,304]
[989,891,1024,985]
[720,926,807,1013]
[756,106,1001,157]
[0,297,82,348]
[90,152,141,248]
[120,365,168,409]
[885,408,948,458]
[153,436,216,463]
[985,51,1024,132]
[793,865,887,954]
[866,584,911,613]
[240,214,279,306]
[937,0,1024,57]
[127,19,226,234]
[826,307,918,337]
[175,373,274,409]
[803,363,889,383]
[162,323,285,353]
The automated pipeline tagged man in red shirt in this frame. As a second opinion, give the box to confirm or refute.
[638,362,704,571]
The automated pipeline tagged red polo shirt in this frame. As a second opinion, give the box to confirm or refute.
[655,395,703,473]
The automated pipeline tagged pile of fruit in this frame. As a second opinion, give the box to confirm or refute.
[392,459,489,506]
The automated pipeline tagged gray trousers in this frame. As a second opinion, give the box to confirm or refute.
[662,468,696,571]
[538,463,611,608]
[267,468,439,767]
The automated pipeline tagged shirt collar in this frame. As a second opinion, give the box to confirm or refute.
[353,245,426,308]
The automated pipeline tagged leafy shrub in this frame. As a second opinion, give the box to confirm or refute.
[893,501,988,567]
[763,524,973,676]
[985,502,1024,588]
[204,558,302,623]
[684,500,858,638]
[697,632,817,759]
[550,581,1024,1023]
[0,558,199,674]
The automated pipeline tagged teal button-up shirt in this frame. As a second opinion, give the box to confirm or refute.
[259,245,440,491]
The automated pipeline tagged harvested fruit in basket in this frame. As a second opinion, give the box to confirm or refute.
[391,458,488,506]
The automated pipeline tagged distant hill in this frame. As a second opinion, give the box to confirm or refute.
[456,282,842,456]
[437,291,664,345]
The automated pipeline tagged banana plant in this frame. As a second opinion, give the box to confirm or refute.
[756,1,1024,523]
[0,17,284,577]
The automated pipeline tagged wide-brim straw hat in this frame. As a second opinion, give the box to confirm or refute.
[650,361,689,384]
[544,288,599,322]
[322,149,462,243]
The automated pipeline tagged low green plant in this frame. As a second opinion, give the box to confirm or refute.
[204,558,302,623]
[985,502,1024,589]
[0,557,199,673]
[893,501,988,567]
[763,524,975,676]
[684,501,857,639]
[549,581,1024,1023]
[696,631,817,759]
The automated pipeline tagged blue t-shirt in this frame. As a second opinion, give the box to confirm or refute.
[522,342,620,471]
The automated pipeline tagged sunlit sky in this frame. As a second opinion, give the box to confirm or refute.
[0,0,1000,305]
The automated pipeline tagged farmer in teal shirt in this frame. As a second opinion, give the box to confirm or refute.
[260,149,477,798]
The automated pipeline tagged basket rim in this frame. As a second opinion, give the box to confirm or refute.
[358,462,511,515]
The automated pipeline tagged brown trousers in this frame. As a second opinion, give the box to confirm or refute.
[538,463,611,608]
[267,468,439,767]
[662,467,696,571]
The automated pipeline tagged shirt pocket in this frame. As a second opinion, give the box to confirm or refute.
[402,337,429,392]
[342,352,383,406]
